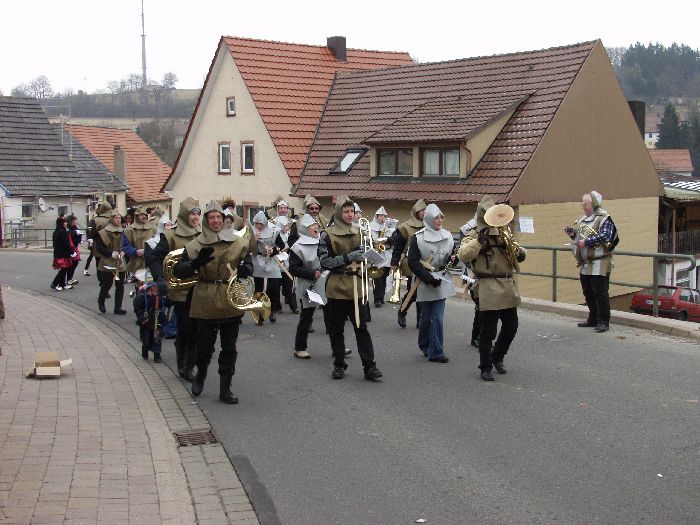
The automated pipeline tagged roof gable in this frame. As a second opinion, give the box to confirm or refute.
[66,125,171,203]
[164,37,413,191]
[649,149,693,174]
[295,41,597,202]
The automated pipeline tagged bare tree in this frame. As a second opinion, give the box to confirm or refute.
[127,73,142,92]
[161,72,178,90]
[11,84,30,97]
[606,46,626,70]
[28,75,54,98]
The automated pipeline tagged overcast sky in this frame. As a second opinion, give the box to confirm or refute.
[2,0,699,95]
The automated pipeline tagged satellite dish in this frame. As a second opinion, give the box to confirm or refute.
[38,198,47,213]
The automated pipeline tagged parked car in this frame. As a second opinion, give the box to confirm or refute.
[630,285,700,321]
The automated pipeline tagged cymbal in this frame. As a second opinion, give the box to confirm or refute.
[484,204,514,227]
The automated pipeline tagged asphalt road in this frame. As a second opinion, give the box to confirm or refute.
[2,250,699,524]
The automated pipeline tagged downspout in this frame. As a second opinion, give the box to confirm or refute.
[464,140,472,174]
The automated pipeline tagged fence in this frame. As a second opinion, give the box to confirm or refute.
[658,230,700,255]
[5,227,55,248]
[520,245,697,317]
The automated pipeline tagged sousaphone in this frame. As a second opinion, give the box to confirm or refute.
[484,204,514,227]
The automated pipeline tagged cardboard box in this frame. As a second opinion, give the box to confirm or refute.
[26,351,72,378]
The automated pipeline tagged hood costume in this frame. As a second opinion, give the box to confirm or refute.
[198,200,237,245]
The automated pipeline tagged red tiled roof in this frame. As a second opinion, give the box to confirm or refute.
[294,41,598,203]
[163,37,413,191]
[66,125,171,203]
[649,149,693,173]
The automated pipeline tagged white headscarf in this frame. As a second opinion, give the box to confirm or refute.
[146,214,172,249]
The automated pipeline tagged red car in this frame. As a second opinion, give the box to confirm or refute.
[630,286,700,321]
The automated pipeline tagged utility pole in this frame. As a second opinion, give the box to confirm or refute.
[141,0,147,92]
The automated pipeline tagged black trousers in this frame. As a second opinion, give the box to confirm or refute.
[195,318,241,377]
[139,325,162,355]
[398,276,422,319]
[326,298,375,369]
[84,253,94,270]
[580,274,610,324]
[294,304,316,351]
[67,260,80,281]
[470,290,480,342]
[372,267,390,304]
[254,277,281,312]
[98,271,125,310]
[51,268,69,288]
[478,308,518,371]
[174,301,197,370]
[281,273,297,309]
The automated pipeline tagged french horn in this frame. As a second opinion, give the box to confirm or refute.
[163,248,198,290]
[225,263,268,315]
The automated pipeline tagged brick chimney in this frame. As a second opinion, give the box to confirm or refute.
[327,36,347,61]
[113,145,127,182]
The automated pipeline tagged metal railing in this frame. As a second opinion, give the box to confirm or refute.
[519,245,697,317]
[6,228,55,248]
[658,230,700,256]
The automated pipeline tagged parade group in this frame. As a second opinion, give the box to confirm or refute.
[50,191,618,404]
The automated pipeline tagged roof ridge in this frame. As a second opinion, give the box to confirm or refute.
[223,35,410,55]
[67,124,132,132]
[333,40,598,78]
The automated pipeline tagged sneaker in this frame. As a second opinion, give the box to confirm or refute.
[480,370,495,381]
[64,284,74,290]
[294,350,311,359]
[332,367,345,379]
[52,286,63,291]
[344,348,352,356]
[83,270,91,276]
[67,279,79,285]
[364,367,383,381]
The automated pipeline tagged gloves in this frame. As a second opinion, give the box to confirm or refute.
[430,277,442,288]
[346,250,365,262]
[111,251,120,259]
[477,227,490,245]
[564,226,575,236]
[70,252,77,258]
[191,247,215,270]
[516,247,527,263]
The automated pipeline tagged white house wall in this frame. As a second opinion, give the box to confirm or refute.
[167,42,302,216]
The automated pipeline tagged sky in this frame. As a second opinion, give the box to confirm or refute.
[1,0,699,95]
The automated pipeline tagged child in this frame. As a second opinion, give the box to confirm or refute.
[133,281,170,362]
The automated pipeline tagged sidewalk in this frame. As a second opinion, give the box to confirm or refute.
[0,288,259,525]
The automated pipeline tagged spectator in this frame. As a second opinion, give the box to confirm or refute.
[51,217,74,291]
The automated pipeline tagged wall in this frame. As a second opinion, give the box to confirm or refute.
[167,42,302,214]
[517,197,659,303]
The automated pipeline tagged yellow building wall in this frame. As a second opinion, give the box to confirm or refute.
[517,197,658,303]
[166,42,303,217]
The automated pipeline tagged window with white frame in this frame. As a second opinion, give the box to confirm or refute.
[21,198,34,219]
[226,97,236,116]
[218,142,231,173]
[241,143,254,174]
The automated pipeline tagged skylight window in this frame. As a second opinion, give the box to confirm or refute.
[333,149,366,173]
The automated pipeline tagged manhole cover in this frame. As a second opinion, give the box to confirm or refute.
[173,428,218,447]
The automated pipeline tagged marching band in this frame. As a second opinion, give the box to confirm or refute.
[93,188,615,402]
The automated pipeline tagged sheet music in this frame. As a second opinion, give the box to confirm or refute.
[306,289,326,305]
[275,252,289,262]
[431,271,457,298]
[363,248,385,266]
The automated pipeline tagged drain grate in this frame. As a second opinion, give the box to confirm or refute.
[173,428,218,447]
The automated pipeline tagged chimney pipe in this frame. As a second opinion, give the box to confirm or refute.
[627,100,645,138]
[327,36,347,61]
[113,145,127,182]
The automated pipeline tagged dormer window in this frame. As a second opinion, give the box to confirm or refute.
[421,147,459,176]
[377,148,412,176]
[332,148,366,173]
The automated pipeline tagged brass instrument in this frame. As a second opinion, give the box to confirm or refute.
[569,221,613,251]
[163,248,198,290]
[225,263,267,314]
[388,267,406,304]
[484,204,522,269]
[359,218,385,281]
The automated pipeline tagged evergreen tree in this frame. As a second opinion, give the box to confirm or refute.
[656,103,683,148]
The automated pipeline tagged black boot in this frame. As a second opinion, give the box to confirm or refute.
[397,311,406,328]
[180,366,195,382]
[191,368,207,396]
[219,375,239,404]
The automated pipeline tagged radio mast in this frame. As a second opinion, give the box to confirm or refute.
[141,0,147,91]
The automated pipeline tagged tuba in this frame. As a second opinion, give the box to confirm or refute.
[484,204,522,268]
[163,248,198,290]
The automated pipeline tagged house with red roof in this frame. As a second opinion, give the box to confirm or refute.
[66,124,172,210]
[161,36,412,220]
[294,40,662,303]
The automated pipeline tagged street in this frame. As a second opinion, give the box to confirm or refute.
[1,250,698,524]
